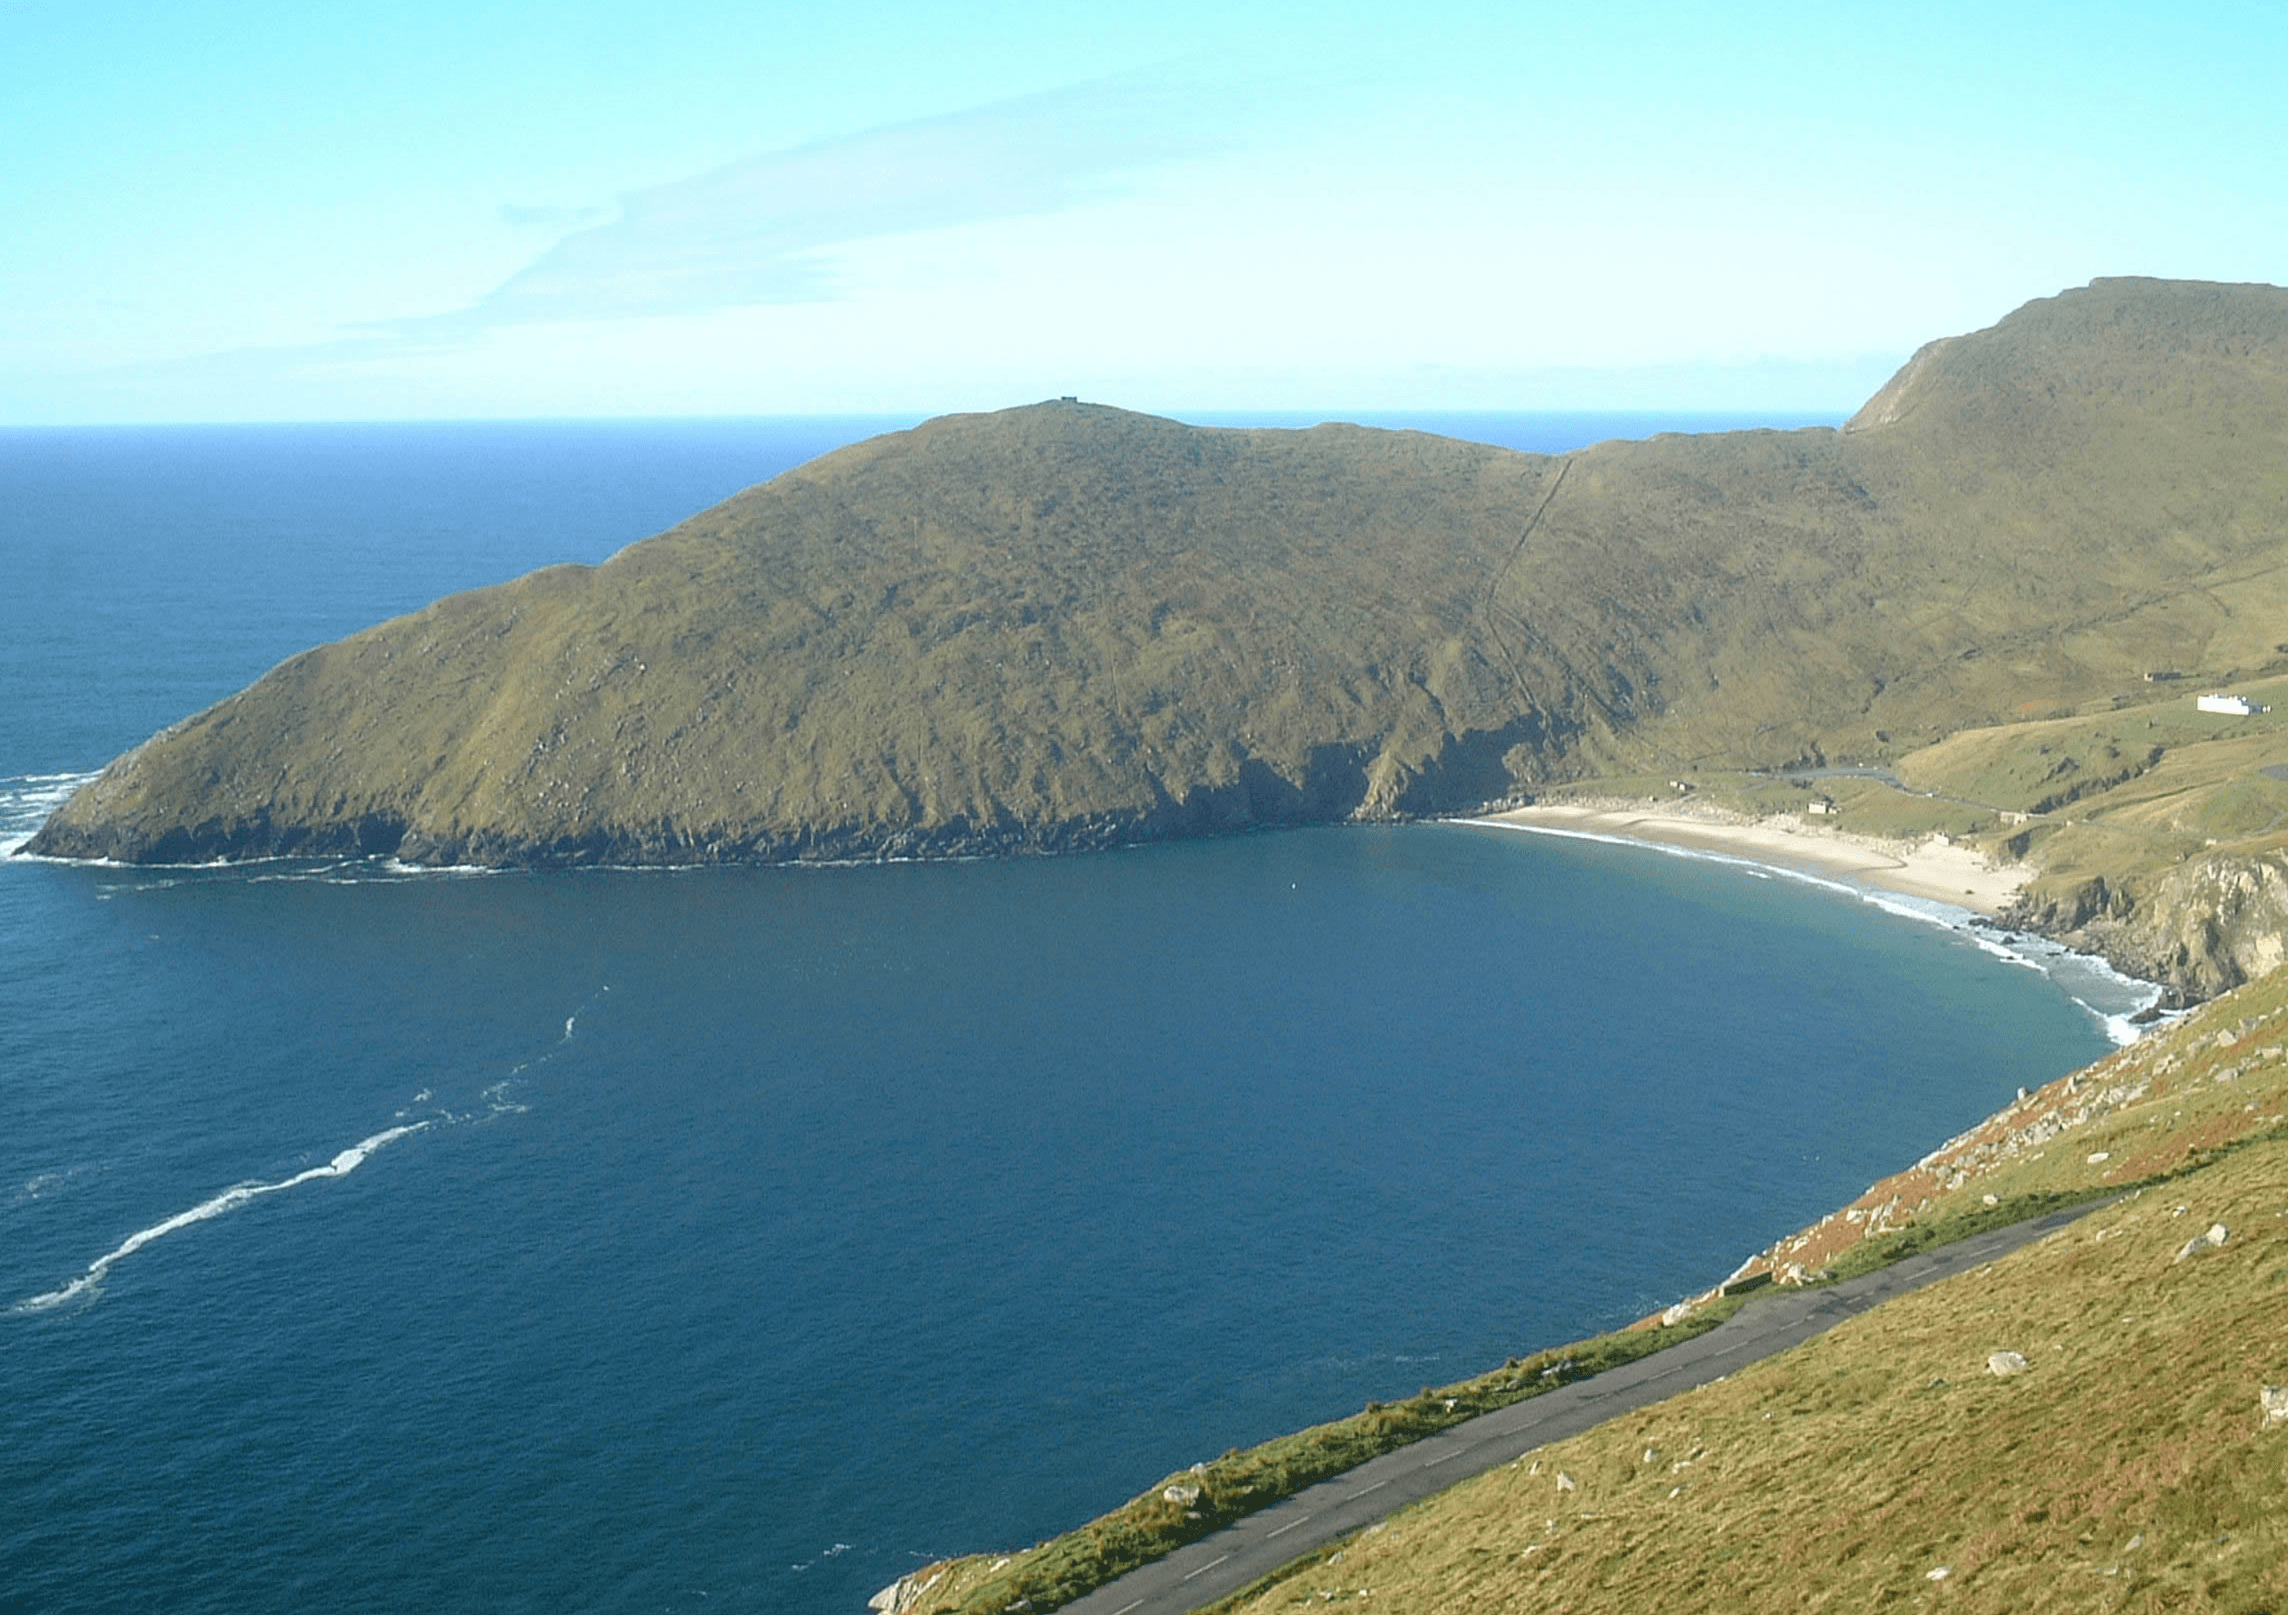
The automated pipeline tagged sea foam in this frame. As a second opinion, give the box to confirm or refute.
[11,985,610,1315]
[11,1122,430,1314]
[0,771,102,857]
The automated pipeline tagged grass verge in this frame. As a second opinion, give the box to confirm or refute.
[909,1183,2205,1615]
[906,1300,1747,1615]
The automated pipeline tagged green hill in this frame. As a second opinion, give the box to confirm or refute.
[23,276,2288,990]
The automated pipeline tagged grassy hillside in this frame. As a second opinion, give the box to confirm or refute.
[1526,669,2288,998]
[27,413,1569,864]
[896,949,2288,1615]
[28,279,2288,919]
[1202,965,2288,1615]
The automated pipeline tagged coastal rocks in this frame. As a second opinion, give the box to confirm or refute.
[868,1570,943,1613]
[1924,1070,2151,1190]
[2174,1223,2231,1262]
[1986,1350,2031,1377]
[2017,852,2288,1004]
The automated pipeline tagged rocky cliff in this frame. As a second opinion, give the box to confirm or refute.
[2011,853,2288,1003]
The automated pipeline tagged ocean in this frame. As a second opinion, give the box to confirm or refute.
[1,414,2129,1614]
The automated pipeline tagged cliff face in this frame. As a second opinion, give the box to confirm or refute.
[23,279,2288,918]
[2013,853,2288,1003]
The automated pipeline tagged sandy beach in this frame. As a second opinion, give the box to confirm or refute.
[1471,799,2026,917]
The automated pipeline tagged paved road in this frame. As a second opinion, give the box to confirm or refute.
[1058,1200,2111,1615]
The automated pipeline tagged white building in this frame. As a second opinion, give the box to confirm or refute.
[2196,693,2270,716]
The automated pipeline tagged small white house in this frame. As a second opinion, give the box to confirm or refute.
[2196,693,2270,716]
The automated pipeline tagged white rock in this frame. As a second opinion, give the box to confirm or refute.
[1555,1472,1577,1492]
[1927,1566,1952,1581]
[2262,1385,2288,1428]
[2087,1151,2111,1164]
[1987,1351,2030,1377]
[2175,1224,2230,1261]
[1162,1484,1201,1506]
[871,1570,947,1614]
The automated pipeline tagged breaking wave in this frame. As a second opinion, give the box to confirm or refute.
[0,771,102,857]
[13,992,604,1315]
[12,1123,430,1314]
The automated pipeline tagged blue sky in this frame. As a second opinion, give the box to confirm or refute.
[5,0,2281,423]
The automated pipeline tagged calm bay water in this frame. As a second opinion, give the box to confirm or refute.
[1,415,2115,1614]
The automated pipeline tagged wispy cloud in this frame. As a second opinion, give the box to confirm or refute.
[390,76,1239,336]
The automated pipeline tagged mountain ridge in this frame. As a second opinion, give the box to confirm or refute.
[23,277,2288,993]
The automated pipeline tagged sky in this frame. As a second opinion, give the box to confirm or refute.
[4,0,2283,424]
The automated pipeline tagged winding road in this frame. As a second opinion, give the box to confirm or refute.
[1054,1199,2112,1615]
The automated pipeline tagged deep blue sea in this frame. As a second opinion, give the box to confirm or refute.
[1,413,2129,1614]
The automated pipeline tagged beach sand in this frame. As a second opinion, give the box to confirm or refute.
[1473,799,2025,917]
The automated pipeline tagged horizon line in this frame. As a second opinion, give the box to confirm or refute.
[0,403,1855,432]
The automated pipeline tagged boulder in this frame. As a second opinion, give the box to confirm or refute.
[2174,1224,2230,1262]
[1987,1350,2031,1377]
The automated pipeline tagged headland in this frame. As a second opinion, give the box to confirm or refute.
[22,276,2288,1003]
